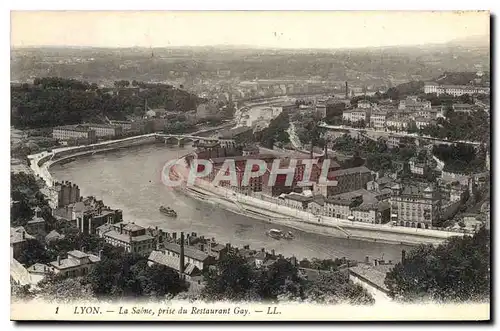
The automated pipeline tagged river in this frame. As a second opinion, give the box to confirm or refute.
[50,142,412,262]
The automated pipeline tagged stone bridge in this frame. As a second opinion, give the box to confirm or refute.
[156,133,236,148]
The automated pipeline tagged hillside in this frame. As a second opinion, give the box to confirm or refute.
[11,77,202,128]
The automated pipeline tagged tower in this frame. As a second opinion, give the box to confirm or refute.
[345,82,349,99]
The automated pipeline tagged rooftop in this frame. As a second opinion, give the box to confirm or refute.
[349,263,394,293]
[104,230,153,243]
[10,227,34,245]
[49,250,100,270]
[329,166,371,177]
[164,242,210,262]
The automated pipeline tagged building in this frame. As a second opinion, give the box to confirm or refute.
[74,204,123,235]
[162,242,214,272]
[85,123,122,138]
[398,96,431,111]
[98,222,155,256]
[242,145,259,156]
[49,250,101,278]
[343,109,371,124]
[315,102,327,119]
[324,166,372,197]
[282,193,313,210]
[324,197,358,219]
[414,117,435,130]
[26,263,51,284]
[386,116,409,131]
[369,111,388,130]
[351,201,390,224]
[52,125,97,143]
[10,227,35,259]
[390,183,442,228]
[357,100,372,109]
[51,181,80,209]
[148,232,210,283]
[424,83,490,97]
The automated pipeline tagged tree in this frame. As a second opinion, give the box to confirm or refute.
[133,261,188,298]
[202,252,257,301]
[17,239,52,266]
[305,272,374,305]
[37,275,95,303]
[385,227,490,303]
[257,258,305,301]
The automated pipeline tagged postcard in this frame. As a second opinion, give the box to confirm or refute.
[10,10,490,321]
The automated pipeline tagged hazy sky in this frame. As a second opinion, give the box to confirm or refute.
[11,11,489,49]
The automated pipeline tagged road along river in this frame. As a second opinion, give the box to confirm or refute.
[49,142,415,262]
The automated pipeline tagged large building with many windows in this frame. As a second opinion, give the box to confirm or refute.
[390,183,442,228]
[52,125,97,143]
[424,83,490,97]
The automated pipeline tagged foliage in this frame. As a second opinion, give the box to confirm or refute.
[202,252,258,302]
[84,253,188,299]
[258,111,290,149]
[11,78,201,128]
[385,227,490,303]
[16,239,53,266]
[305,272,375,305]
[37,275,95,303]
[432,143,485,174]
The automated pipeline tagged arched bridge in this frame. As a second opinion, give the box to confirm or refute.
[155,133,236,148]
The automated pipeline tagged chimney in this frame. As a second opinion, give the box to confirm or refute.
[172,232,177,240]
[365,256,369,264]
[261,248,265,252]
[345,82,349,99]
[374,259,378,266]
[401,250,406,264]
[271,249,276,257]
[57,256,61,266]
[120,223,124,234]
[200,244,205,252]
[226,243,231,249]
[81,246,85,253]
[179,232,185,274]
[244,244,250,250]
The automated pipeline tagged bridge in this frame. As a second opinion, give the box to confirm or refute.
[156,133,236,148]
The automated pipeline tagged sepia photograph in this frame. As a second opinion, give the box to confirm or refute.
[9,10,491,321]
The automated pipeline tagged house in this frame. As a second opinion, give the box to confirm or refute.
[25,216,45,236]
[307,195,326,215]
[163,242,214,271]
[26,263,51,284]
[147,250,203,283]
[49,250,101,278]
[10,227,35,260]
[283,193,313,210]
[325,166,372,197]
[99,222,155,256]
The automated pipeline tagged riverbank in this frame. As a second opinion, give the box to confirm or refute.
[171,159,461,246]
[28,131,461,246]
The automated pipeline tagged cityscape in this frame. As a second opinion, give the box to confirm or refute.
[10,11,490,321]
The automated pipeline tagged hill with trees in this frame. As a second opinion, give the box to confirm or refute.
[11,77,202,128]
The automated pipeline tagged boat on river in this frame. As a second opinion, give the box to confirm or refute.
[159,206,177,217]
[283,231,294,240]
[267,229,283,240]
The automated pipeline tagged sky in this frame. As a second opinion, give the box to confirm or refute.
[11,11,490,49]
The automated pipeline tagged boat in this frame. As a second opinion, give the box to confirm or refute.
[283,231,294,240]
[266,228,283,240]
[159,206,177,217]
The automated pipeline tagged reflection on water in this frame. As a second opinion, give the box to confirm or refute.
[51,143,411,262]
